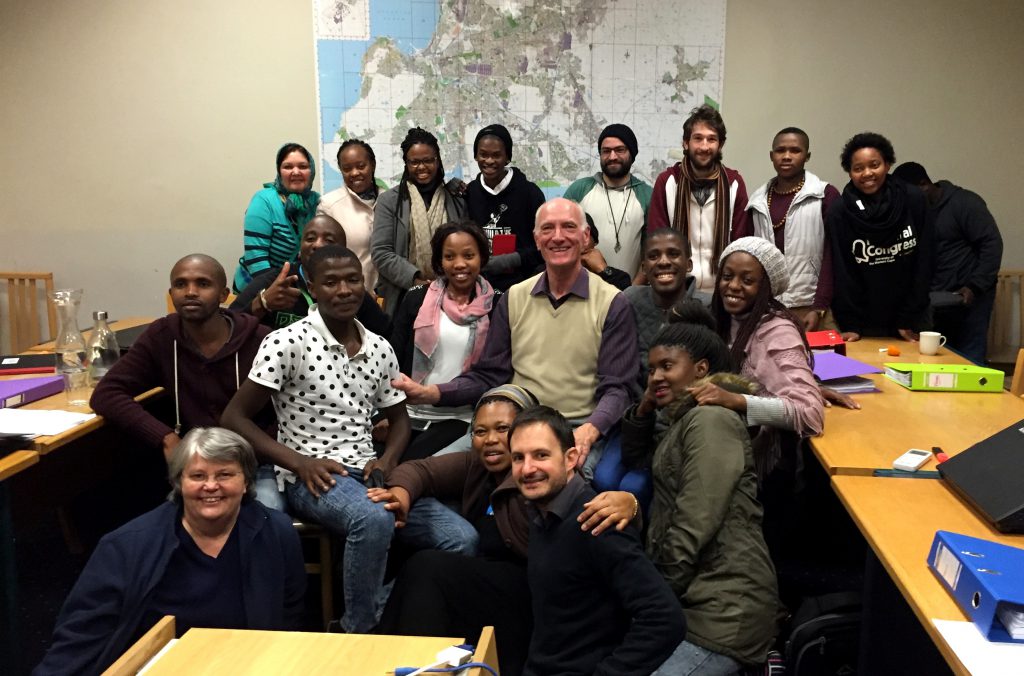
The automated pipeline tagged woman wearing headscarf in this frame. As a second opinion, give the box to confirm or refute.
[371,127,467,315]
[234,142,320,292]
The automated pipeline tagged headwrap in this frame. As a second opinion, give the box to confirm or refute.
[474,384,539,414]
[268,142,320,231]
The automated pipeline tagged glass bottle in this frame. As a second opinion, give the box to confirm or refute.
[87,310,120,385]
[49,289,90,405]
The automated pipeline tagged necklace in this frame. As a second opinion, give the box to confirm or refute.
[767,176,805,230]
[603,179,633,253]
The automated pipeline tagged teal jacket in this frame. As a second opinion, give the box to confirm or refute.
[234,187,321,292]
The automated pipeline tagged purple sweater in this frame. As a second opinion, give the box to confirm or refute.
[90,311,273,447]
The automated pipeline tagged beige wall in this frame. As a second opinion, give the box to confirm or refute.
[1,0,1022,343]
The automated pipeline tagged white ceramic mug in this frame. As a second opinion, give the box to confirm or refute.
[919,331,947,356]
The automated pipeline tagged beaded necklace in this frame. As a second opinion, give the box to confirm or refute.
[766,176,805,230]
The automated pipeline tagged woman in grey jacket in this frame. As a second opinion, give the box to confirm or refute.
[371,127,467,315]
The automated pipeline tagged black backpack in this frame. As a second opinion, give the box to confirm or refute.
[784,592,861,676]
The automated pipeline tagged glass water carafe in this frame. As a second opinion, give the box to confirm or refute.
[49,288,90,405]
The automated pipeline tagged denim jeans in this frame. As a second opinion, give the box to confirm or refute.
[253,465,285,512]
[399,497,478,556]
[284,471,477,632]
[652,640,743,675]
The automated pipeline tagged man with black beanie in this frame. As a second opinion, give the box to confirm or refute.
[564,123,653,281]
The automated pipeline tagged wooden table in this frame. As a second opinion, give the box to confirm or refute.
[142,629,470,675]
[24,316,153,353]
[0,450,39,482]
[1,318,158,454]
[832,475,1024,674]
[812,338,1024,475]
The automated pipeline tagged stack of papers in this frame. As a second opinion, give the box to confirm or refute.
[813,352,882,394]
[998,604,1024,640]
[0,408,96,437]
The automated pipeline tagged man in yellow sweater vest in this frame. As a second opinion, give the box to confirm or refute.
[394,198,638,473]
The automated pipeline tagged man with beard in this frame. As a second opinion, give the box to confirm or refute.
[564,123,652,281]
[649,105,751,297]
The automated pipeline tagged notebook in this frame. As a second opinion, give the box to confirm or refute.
[0,353,56,375]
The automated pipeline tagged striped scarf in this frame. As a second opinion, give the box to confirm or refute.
[672,159,731,278]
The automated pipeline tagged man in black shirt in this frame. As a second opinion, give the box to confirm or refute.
[508,406,683,676]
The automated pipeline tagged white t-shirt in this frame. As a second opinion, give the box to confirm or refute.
[249,309,405,482]
[408,312,474,423]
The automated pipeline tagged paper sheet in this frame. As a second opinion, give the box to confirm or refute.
[932,619,1024,675]
[0,408,96,436]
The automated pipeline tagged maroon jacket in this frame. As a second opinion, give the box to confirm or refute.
[647,163,752,238]
[90,311,274,447]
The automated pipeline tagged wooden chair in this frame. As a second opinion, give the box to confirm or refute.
[293,518,335,629]
[988,269,1024,364]
[1010,349,1024,397]
[101,615,175,676]
[0,271,56,353]
[467,626,500,675]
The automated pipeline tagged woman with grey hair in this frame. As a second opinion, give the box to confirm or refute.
[34,428,306,676]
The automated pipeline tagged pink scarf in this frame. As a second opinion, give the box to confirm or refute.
[411,277,494,383]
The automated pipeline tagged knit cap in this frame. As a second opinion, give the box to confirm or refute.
[719,236,790,296]
[598,124,639,159]
[474,124,513,161]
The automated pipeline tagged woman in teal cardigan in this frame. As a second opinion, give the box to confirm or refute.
[234,142,320,292]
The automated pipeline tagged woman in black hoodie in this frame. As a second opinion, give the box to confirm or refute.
[466,124,546,290]
[826,132,932,341]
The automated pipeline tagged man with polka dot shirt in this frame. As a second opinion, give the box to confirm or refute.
[223,245,478,633]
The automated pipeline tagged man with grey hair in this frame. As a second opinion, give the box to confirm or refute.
[394,197,638,473]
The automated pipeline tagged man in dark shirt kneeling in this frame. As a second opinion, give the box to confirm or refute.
[509,405,684,676]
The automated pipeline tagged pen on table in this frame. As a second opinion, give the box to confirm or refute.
[931,446,949,463]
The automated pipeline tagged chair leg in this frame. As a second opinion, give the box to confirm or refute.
[319,532,334,630]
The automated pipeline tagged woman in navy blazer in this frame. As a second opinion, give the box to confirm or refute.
[34,428,305,676]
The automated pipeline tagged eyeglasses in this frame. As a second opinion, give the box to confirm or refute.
[184,470,241,485]
[599,145,629,158]
[406,156,438,168]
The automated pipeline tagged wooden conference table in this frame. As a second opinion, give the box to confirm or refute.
[812,337,1024,475]
[139,627,497,676]
[833,475,1024,676]
[814,340,1024,674]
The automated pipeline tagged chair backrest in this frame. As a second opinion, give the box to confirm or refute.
[467,626,500,676]
[101,615,176,676]
[988,270,1024,364]
[0,271,56,353]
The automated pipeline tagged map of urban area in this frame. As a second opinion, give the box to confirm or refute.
[314,0,726,195]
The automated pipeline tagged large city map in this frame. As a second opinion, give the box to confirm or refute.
[314,0,726,194]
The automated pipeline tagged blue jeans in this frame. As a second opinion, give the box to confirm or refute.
[652,640,743,675]
[591,434,653,516]
[285,471,476,632]
[398,497,478,556]
[253,465,285,512]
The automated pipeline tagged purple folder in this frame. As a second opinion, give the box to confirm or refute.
[813,351,882,382]
[0,375,64,409]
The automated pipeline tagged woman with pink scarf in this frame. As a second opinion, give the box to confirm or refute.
[388,221,497,462]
